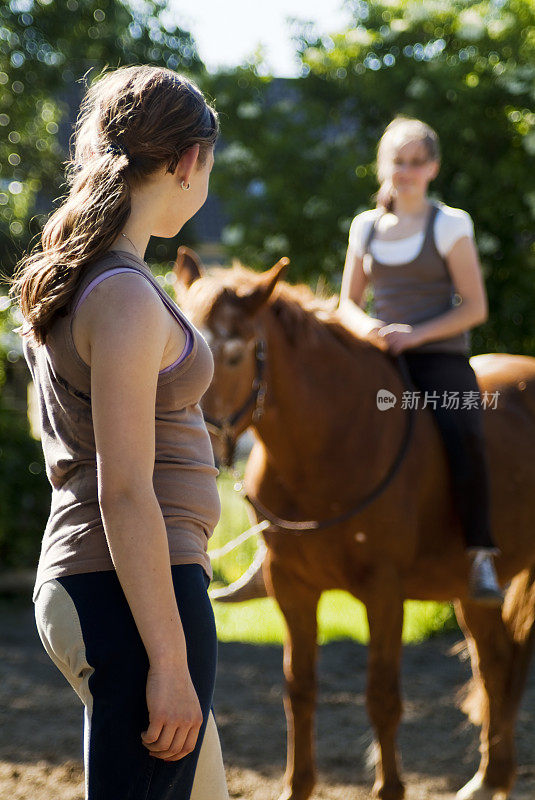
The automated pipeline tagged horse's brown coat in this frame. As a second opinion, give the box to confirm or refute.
[174,249,535,800]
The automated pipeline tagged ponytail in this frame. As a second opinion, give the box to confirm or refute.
[374,180,396,213]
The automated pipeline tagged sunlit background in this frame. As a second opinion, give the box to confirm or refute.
[164,0,352,76]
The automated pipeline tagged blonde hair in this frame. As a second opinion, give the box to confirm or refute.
[374,116,440,212]
[9,64,219,345]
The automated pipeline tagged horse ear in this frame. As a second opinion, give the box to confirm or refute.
[237,257,289,316]
[174,246,205,288]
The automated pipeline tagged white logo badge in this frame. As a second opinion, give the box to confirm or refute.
[376,389,397,410]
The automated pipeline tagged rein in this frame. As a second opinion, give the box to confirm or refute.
[242,352,416,532]
[203,338,267,467]
[206,333,417,533]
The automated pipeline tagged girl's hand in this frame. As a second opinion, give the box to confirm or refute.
[364,321,390,352]
[377,323,421,355]
[141,663,203,761]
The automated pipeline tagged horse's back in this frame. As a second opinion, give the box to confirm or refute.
[468,353,535,569]
[471,352,535,410]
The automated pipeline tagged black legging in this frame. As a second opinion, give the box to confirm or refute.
[37,564,218,800]
[402,351,496,550]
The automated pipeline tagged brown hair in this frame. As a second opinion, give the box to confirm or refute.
[9,64,219,345]
[374,116,440,212]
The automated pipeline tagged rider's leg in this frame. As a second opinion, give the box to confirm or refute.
[402,351,503,605]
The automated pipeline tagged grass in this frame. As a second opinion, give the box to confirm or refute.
[210,467,458,645]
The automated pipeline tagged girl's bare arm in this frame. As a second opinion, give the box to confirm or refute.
[338,243,387,347]
[88,272,202,761]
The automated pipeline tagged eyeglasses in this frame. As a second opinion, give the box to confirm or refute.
[392,158,430,169]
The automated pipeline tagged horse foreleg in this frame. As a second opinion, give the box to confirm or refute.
[271,570,320,800]
[454,600,515,800]
[363,564,405,800]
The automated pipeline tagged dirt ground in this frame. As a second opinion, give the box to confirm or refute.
[1,595,534,800]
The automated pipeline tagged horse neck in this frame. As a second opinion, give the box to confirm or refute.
[254,306,407,488]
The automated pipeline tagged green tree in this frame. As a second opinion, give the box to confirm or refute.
[205,0,535,355]
[0,401,50,569]
[0,0,202,269]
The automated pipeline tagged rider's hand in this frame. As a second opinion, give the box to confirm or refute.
[364,322,390,352]
[377,323,421,355]
[141,663,203,761]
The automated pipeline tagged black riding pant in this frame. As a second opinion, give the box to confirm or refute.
[33,564,225,800]
[402,351,496,550]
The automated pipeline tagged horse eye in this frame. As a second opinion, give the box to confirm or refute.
[222,339,246,366]
[227,353,244,367]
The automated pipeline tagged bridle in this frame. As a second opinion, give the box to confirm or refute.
[203,333,418,533]
[203,338,267,467]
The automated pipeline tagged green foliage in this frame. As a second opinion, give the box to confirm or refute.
[210,466,258,585]
[203,0,535,355]
[213,592,458,646]
[0,402,49,569]
[0,287,23,388]
[0,0,202,269]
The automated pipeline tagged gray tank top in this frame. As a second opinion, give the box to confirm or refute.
[22,250,221,602]
[364,200,470,354]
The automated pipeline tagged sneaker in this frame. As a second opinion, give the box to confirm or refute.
[468,550,504,606]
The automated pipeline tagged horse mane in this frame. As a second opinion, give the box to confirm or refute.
[268,276,375,356]
[179,261,376,355]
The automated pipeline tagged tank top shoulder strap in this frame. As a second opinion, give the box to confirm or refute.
[56,251,196,391]
[73,267,138,314]
[363,209,386,255]
[72,250,196,337]
[69,252,129,314]
[363,201,442,257]
[70,251,162,313]
[422,200,442,253]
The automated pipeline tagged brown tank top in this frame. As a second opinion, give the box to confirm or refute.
[364,200,470,354]
[22,250,220,602]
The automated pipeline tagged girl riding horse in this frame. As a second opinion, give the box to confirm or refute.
[339,116,502,605]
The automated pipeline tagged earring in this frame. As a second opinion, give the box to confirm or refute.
[181,180,190,191]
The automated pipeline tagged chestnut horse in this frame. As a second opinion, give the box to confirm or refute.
[174,249,535,800]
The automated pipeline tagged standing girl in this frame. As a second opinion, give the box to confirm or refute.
[339,116,503,604]
[9,65,229,799]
